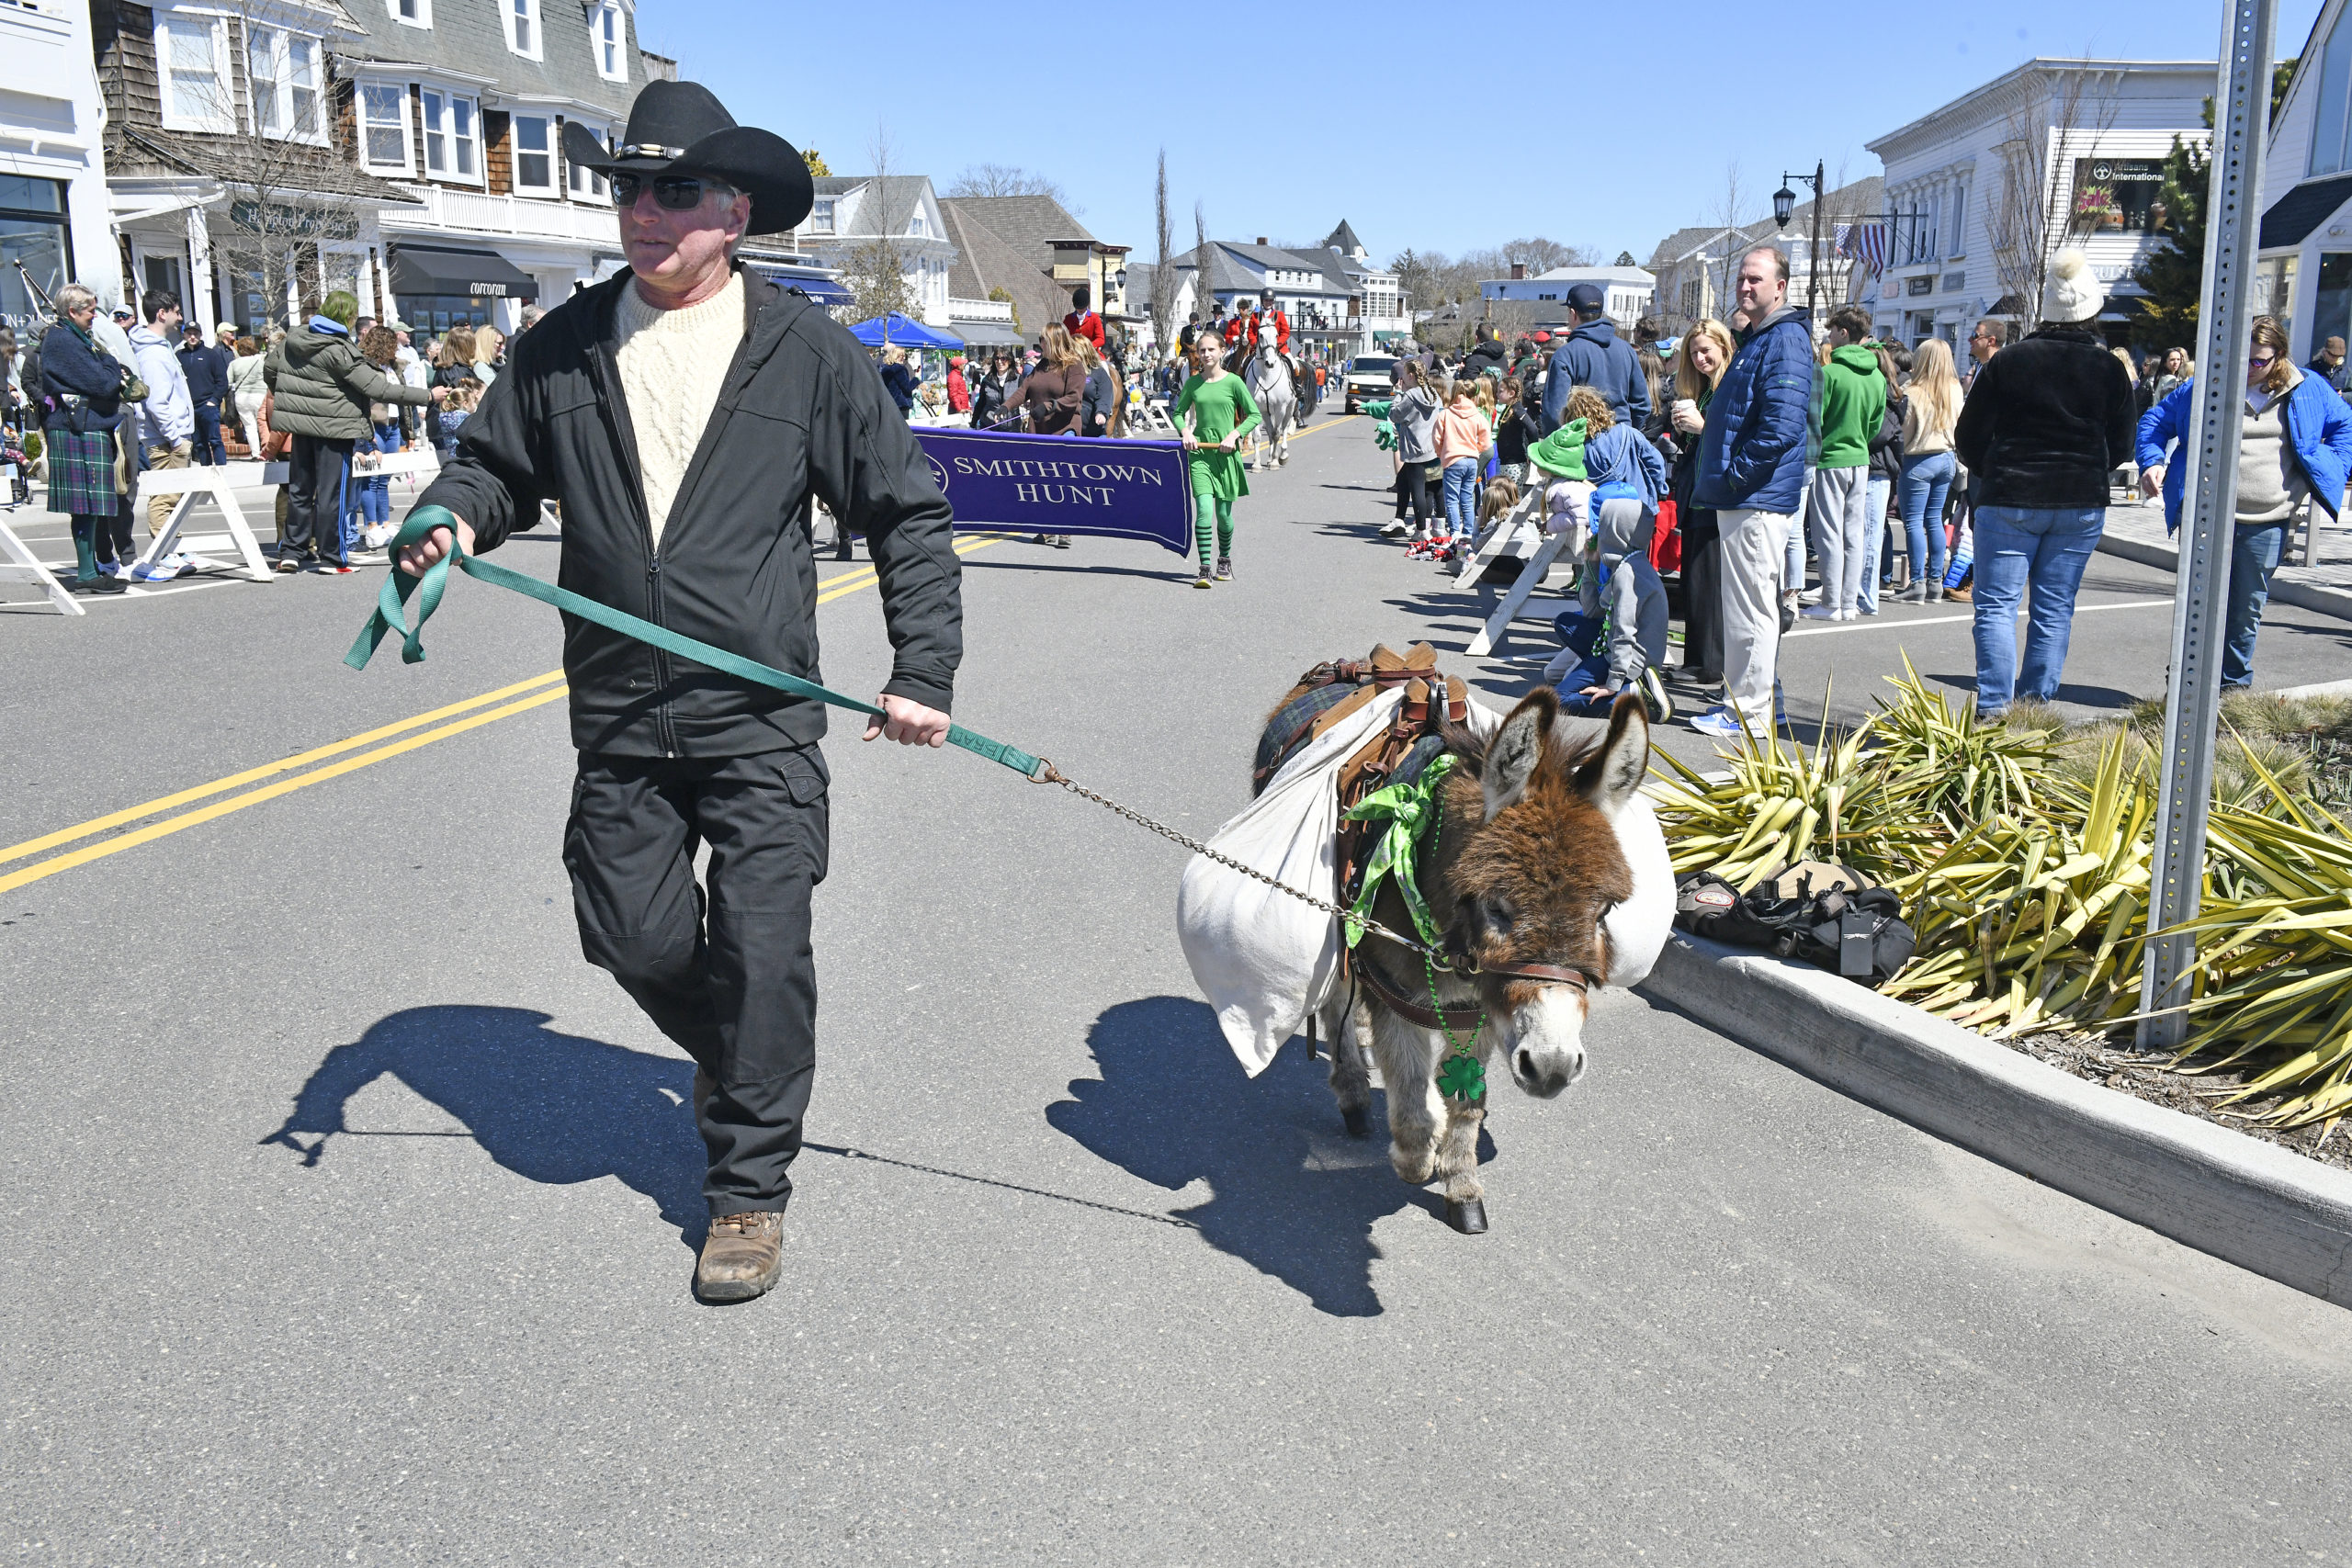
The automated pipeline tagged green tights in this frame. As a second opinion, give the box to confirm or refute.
[1194,494,1233,573]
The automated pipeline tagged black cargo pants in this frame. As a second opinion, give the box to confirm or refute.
[564,747,830,1222]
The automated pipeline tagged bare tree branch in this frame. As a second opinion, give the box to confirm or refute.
[1986,62,2120,325]
[842,123,914,328]
[945,163,1072,208]
[1151,149,1174,348]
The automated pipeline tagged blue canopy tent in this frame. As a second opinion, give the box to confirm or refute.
[846,313,963,350]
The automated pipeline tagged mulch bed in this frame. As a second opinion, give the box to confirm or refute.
[1994,1028,2352,1174]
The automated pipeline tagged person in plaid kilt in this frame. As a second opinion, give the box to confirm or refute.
[37,283,130,595]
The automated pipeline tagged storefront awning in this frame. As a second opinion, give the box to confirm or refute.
[950,321,1023,347]
[388,244,539,301]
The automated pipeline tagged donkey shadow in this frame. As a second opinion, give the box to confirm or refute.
[1049,996,1487,1318]
[261,1006,707,1244]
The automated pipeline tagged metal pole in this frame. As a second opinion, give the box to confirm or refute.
[2139,0,2278,1050]
[1811,159,1826,318]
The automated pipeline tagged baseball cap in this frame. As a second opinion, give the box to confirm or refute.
[1565,282,1606,312]
[1532,331,1551,344]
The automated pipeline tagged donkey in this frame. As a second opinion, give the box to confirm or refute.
[1244,328,1297,470]
[1311,686,1648,1234]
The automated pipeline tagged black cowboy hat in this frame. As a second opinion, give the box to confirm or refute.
[561,80,813,235]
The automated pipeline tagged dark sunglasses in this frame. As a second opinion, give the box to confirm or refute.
[611,172,717,210]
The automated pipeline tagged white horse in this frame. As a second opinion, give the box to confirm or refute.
[1244,327,1297,470]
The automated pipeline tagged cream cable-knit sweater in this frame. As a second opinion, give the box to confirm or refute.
[614,270,745,547]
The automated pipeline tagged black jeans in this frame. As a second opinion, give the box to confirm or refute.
[285,434,355,562]
[1679,508,1724,678]
[565,748,830,1221]
[1397,461,1438,527]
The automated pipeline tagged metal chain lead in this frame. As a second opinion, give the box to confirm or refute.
[1040,767,1441,962]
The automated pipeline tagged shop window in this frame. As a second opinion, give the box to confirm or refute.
[0,176,70,341]
[2071,159,2172,235]
[513,116,555,197]
[359,83,411,173]
[593,3,627,82]
[2314,254,2352,360]
[396,294,493,335]
[422,90,481,181]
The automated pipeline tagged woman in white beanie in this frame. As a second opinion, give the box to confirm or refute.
[1951,250,2138,718]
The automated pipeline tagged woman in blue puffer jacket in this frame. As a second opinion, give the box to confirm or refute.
[2136,315,2352,688]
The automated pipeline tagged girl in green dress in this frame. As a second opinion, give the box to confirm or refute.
[1173,331,1262,587]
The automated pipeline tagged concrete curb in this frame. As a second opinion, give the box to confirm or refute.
[2096,531,2352,623]
[1637,929,2352,1307]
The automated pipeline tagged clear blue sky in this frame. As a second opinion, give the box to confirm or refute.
[637,0,2322,267]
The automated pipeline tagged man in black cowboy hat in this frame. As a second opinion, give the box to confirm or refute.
[397,81,962,1303]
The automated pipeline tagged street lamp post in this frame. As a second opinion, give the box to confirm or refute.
[1773,160,1827,317]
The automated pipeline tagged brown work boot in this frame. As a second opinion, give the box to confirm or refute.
[695,1211,783,1302]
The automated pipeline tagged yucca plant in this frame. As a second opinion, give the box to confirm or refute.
[1649,687,1939,890]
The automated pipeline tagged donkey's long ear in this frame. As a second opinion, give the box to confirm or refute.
[1483,689,1557,817]
[1574,689,1651,819]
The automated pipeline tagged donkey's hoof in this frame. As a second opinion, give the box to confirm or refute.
[1444,1199,1488,1235]
[1342,1105,1372,1139]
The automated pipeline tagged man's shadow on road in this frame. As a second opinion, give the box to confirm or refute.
[1048,995,1482,1318]
[261,1007,707,1246]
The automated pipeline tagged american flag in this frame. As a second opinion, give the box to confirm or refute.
[1836,223,1890,275]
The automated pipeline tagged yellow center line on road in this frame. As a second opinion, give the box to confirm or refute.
[0,668,570,867]
[1,533,1004,898]
[0,684,573,897]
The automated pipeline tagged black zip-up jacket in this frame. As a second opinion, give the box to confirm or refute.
[1954,325,2137,510]
[415,267,961,758]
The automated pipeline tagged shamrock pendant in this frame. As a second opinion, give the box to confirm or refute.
[1437,1051,1486,1103]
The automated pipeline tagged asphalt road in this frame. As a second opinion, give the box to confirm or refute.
[6,413,2351,1564]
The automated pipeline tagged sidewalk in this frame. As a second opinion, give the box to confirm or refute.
[2098,494,2352,621]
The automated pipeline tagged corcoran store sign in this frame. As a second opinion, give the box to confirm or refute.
[912,429,1195,555]
[469,282,510,297]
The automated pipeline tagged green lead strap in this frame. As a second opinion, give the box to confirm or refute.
[345,506,1051,782]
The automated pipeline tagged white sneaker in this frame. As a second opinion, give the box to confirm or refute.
[1800,604,1841,621]
[1379,521,1408,538]
[360,521,400,549]
[131,554,186,582]
[1797,586,1824,605]
[96,558,130,578]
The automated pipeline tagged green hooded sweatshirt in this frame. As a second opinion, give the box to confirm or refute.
[1812,342,1886,469]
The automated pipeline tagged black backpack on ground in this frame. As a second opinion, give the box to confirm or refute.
[1673,861,1916,983]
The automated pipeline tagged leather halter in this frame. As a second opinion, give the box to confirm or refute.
[1472,960,1597,992]
[1351,944,1597,1036]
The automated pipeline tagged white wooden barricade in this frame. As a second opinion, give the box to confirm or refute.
[131,465,273,581]
[0,504,82,615]
[1461,486,1577,657]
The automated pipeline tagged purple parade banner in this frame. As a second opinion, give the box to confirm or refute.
[913,428,1195,557]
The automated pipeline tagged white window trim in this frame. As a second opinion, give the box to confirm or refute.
[153,12,234,135]
[808,197,835,236]
[244,25,329,146]
[509,112,558,198]
[356,77,413,175]
[504,0,542,61]
[591,2,628,83]
[417,86,486,186]
[387,0,431,26]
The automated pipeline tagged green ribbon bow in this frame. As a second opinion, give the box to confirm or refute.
[345,505,1050,782]
[1341,752,1457,950]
